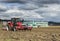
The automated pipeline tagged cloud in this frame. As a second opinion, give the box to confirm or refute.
[34,4,60,21]
[0,0,60,22]
[0,0,60,4]
[0,0,28,3]
[18,3,39,10]
[0,4,7,12]
[36,4,60,16]
[4,8,43,19]
[50,13,57,17]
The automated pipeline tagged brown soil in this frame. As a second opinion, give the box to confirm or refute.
[0,27,60,41]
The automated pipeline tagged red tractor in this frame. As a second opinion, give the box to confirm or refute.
[4,18,32,31]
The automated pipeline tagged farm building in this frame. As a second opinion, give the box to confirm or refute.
[23,21,48,28]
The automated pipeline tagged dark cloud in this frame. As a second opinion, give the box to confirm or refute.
[0,8,7,12]
[40,0,60,4]
[0,9,7,12]
[0,0,28,3]
[0,0,60,4]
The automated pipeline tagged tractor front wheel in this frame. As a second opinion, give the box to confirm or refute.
[6,26,9,31]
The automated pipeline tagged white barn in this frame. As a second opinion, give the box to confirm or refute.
[23,21,48,28]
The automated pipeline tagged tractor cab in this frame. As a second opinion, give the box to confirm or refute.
[11,18,24,22]
[11,18,24,26]
[11,18,24,23]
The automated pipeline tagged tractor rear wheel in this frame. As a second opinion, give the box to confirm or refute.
[12,27,16,31]
[13,28,16,31]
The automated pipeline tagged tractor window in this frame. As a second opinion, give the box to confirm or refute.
[16,18,24,22]
[11,18,24,23]
[11,18,16,23]
[16,19,20,22]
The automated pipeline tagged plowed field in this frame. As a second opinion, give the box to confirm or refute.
[0,26,60,41]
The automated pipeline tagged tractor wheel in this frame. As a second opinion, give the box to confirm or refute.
[6,26,9,31]
[13,27,16,31]
[7,24,10,31]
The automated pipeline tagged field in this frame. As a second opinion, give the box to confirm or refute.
[0,23,60,41]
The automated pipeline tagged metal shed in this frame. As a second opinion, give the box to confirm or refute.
[23,21,48,28]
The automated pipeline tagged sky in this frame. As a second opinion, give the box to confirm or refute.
[0,0,60,22]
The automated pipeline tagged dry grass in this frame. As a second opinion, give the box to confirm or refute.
[0,26,60,41]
